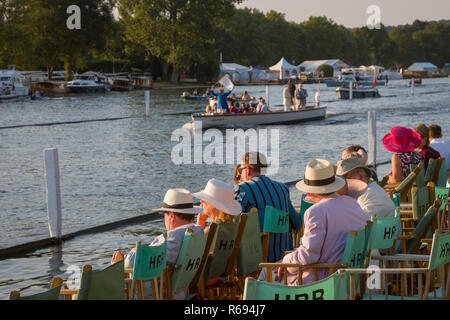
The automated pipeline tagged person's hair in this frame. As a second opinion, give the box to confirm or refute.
[173,211,195,222]
[241,152,267,174]
[429,124,442,139]
[217,210,236,223]
[342,145,367,156]
[414,123,429,148]
[233,164,241,186]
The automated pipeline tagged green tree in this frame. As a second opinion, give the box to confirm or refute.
[119,0,241,83]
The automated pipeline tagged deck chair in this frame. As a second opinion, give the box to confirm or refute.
[347,231,450,300]
[436,159,447,188]
[410,163,426,188]
[243,271,347,300]
[190,219,241,300]
[384,164,423,203]
[9,277,63,300]
[396,198,442,254]
[292,195,314,246]
[434,187,449,232]
[261,206,290,262]
[259,228,366,288]
[59,259,125,300]
[129,237,167,300]
[161,229,208,300]
[425,158,445,186]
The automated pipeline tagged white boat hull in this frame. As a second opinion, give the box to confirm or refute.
[192,106,327,129]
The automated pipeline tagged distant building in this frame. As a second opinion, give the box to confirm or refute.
[299,59,349,77]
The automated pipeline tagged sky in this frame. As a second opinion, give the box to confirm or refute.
[237,0,450,28]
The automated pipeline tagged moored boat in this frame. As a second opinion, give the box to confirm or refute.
[111,77,134,91]
[0,69,29,97]
[192,106,327,129]
[66,71,108,93]
[29,80,68,95]
[336,87,380,99]
[132,76,153,90]
[409,78,422,86]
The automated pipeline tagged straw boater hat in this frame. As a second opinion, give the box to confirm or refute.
[192,179,242,216]
[382,126,421,153]
[152,188,203,214]
[296,159,346,194]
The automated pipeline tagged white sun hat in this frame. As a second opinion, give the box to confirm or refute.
[192,179,242,216]
[296,159,346,194]
[152,188,203,214]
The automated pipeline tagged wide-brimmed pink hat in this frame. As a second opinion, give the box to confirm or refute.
[382,127,422,153]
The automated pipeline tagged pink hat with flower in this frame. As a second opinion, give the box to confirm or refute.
[382,127,422,153]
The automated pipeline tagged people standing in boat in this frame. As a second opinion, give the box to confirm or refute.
[212,87,233,113]
[282,83,293,112]
[295,84,308,110]
[414,124,440,171]
[256,97,268,113]
[382,126,423,183]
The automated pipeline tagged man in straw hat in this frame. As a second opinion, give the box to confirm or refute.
[234,152,301,262]
[336,157,395,220]
[111,188,203,269]
[276,159,367,285]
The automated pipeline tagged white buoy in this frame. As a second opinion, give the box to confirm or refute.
[145,90,150,117]
[265,85,270,106]
[44,148,62,239]
[349,80,353,100]
[368,111,377,168]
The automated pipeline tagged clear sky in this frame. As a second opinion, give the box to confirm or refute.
[237,0,450,28]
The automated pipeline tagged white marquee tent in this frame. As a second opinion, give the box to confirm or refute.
[299,59,349,77]
[220,63,252,82]
[407,62,438,75]
[269,58,300,80]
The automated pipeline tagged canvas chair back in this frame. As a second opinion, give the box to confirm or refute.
[410,163,426,188]
[132,238,167,280]
[243,272,347,300]
[170,230,208,296]
[237,210,264,277]
[367,209,401,251]
[392,193,401,207]
[434,187,449,212]
[9,278,63,300]
[411,185,431,220]
[202,219,240,283]
[395,165,422,202]
[425,158,441,183]
[77,259,125,300]
[262,206,289,233]
[342,228,368,269]
[436,159,447,188]
[427,232,450,271]
[299,195,314,224]
[405,198,442,253]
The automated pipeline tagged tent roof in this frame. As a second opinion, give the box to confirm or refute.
[299,59,349,68]
[220,63,251,72]
[269,57,299,71]
[408,62,438,70]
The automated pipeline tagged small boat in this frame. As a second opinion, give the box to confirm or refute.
[132,76,153,90]
[0,93,19,101]
[111,77,133,91]
[0,69,29,97]
[29,80,68,96]
[325,74,386,87]
[409,78,422,86]
[66,71,108,93]
[181,92,214,100]
[336,87,380,99]
[191,106,327,129]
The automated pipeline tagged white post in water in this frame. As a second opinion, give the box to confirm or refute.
[368,111,377,168]
[349,81,353,100]
[265,85,270,107]
[145,90,150,117]
[411,78,415,95]
[44,148,62,239]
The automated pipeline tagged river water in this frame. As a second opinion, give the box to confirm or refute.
[0,78,449,299]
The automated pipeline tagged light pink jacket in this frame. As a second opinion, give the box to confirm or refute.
[282,194,367,285]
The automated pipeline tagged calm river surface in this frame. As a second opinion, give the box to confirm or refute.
[0,78,449,299]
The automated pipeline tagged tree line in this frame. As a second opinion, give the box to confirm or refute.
[1,1,449,82]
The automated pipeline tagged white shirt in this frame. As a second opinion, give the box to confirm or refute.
[430,138,450,169]
[357,181,396,220]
